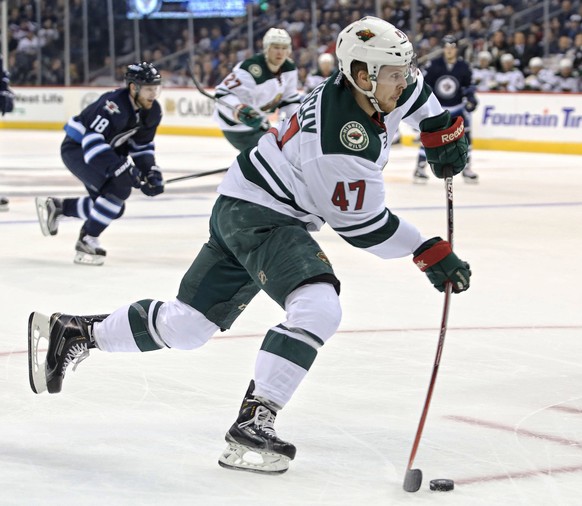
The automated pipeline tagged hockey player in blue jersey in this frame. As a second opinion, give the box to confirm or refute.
[1,56,15,211]
[414,35,479,184]
[35,62,165,265]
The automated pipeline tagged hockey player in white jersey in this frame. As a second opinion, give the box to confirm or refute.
[213,28,302,151]
[28,18,471,475]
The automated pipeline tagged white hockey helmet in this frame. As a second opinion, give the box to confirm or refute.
[336,17,415,111]
[263,28,292,53]
[529,56,543,68]
[318,53,335,66]
[478,51,492,62]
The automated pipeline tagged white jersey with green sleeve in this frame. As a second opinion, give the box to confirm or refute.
[214,53,302,132]
[217,70,444,259]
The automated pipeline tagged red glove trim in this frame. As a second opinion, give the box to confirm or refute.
[420,116,465,148]
[413,240,452,271]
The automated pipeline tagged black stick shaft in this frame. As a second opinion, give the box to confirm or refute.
[403,176,454,491]
[165,167,228,184]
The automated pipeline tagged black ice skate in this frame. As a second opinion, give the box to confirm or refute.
[28,312,107,394]
[35,197,63,236]
[74,228,106,266]
[0,196,9,212]
[218,380,296,474]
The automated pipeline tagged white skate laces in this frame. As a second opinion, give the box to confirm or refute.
[63,342,90,374]
[240,405,277,437]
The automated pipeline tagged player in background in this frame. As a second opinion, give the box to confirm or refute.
[494,53,525,91]
[213,28,301,152]
[28,18,471,475]
[414,35,479,184]
[524,57,556,91]
[34,62,165,266]
[553,58,580,92]
[1,56,15,211]
[472,51,497,91]
[304,53,336,93]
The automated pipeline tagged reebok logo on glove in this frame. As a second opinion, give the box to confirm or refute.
[421,116,465,148]
[440,121,464,144]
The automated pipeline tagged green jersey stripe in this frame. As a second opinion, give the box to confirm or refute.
[339,212,400,248]
[333,209,388,233]
[128,299,164,352]
[402,82,433,120]
[260,329,318,371]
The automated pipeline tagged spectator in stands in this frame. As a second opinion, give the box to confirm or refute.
[487,30,510,70]
[553,58,580,91]
[473,51,497,91]
[524,57,556,91]
[495,53,525,91]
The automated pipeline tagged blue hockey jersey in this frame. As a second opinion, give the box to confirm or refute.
[64,88,162,175]
[423,57,473,108]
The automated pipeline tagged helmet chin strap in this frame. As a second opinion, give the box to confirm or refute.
[353,79,384,114]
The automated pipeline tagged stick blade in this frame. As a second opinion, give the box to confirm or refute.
[403,468,423,492]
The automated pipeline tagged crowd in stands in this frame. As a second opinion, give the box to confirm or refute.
[2,0,581,92]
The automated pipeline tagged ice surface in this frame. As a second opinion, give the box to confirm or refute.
[1,130,582,505]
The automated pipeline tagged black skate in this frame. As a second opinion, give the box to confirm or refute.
[74,228,106,266]
[218,380,296,474]
[35,197,63,236]
[28,312,107,394]
[0,196,9,212]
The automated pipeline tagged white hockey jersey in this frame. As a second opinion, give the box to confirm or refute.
[494,69,525,91]
[218,71,444,260]
[473,66,497,91]
[214,53,302,132]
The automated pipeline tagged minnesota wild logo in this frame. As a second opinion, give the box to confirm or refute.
[340,121,369,151]
[356,29,376,42]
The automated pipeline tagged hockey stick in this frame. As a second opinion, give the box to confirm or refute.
[403,175,454,493]
[165,167,228,184]
[187,63,269,132]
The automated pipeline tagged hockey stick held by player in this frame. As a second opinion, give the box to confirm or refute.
[28,17,471,475]
[34,62,165,265]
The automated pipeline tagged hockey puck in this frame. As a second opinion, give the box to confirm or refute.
[429,479,454,491]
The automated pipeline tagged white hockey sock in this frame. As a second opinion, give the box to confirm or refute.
[253,283,341,407]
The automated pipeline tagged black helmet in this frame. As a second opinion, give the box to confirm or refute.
[125,62,162,86]
[442,34,457,47]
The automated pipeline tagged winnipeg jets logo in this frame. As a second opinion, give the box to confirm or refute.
[356,29,375,42]
[340,122,369,151]
[103,100,120,115]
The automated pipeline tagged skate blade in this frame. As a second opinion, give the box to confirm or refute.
[218,442,290,475]
[34,197,55,236]
[74,252,105,266]
[28,312,49,394]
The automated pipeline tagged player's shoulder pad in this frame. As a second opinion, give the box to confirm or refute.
[317,72,383,161]
[239,54,272,84]
[279,59,297,73]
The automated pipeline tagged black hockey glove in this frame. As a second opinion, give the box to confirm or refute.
[0,90,14,115]
[141,166,164,196]
[413,237,471,293]
[464,93,478,112]
[419,111,468,178]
